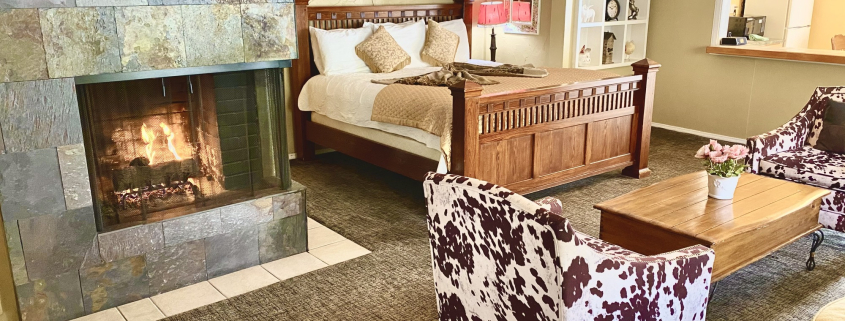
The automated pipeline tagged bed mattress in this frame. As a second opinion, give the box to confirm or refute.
[297,59,499,151]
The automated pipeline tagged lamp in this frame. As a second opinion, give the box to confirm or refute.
[512,1,531,22]
[477,0,508,62]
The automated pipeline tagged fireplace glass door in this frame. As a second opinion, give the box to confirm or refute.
[78,70,288,231]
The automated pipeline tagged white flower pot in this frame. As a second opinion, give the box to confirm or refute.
[708,174,740,199]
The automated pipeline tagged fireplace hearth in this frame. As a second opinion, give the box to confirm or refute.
[78,69,288,231]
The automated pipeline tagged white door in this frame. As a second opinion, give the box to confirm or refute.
[786,0,814,28]
[784,26,811,48]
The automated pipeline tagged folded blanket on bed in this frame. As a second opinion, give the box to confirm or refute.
[371,67,620,169]
[372,62,549,87]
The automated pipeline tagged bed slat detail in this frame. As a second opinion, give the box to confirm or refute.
[477,82,639,136]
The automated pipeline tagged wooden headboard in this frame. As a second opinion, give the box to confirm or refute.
[290,0,477,158]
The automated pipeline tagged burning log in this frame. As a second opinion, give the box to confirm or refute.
[112,159,200,191]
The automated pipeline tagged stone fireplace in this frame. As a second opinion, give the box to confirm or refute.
[0,2,302,321]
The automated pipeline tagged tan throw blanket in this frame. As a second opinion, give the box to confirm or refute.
[372,62,549,87]
[371,67,620,168]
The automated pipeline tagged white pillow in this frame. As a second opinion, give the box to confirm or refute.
[438,19,470,63]
[308,27,326,74]
[311,26,373,75]
[364,20,429,68]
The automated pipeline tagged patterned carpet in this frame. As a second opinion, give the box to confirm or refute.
[166,128,845,321]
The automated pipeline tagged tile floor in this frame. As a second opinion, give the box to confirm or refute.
[72,217,370,321]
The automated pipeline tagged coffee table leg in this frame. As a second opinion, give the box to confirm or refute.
[806,230,825,271]
[709,281,720,301]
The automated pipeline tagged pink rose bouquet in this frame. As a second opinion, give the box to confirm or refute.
[695,140,749,177]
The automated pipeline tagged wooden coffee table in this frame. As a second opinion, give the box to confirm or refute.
[595,171,829,281]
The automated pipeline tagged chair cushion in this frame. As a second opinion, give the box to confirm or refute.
[759,146,845,191]
[815,99,845,153]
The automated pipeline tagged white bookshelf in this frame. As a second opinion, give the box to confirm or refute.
[574,0,650,70]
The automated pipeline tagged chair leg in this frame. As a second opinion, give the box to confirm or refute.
[806,230,825,271]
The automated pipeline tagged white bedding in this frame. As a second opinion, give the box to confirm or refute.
[297,59,500,151]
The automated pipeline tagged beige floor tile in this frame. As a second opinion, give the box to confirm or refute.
[308,239,371,265]
[118,299,165,321]
[208,266,279,298]
[307,217,323,230]
[71,308,125,321]
[150,281,226,316]
[262,252,328,280]
[308,225,346,249]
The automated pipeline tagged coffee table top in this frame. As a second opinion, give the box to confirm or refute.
[595,171,829,245]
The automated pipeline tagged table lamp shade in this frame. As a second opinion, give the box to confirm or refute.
[478,1,508,26]
[513,1,531,22]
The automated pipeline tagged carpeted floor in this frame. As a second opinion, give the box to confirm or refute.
[166,128,845,321]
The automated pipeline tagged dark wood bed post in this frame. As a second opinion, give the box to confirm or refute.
[460,0,476,52]
[292,0,316,161]
[449,80,483,177]
[622,58,660,179]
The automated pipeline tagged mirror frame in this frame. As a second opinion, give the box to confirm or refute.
[504,0,541,35]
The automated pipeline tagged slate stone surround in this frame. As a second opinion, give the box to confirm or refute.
[0,2,297,82]
[0,1,301,320]
[3,161,306,320]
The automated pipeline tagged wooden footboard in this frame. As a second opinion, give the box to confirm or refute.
[450,59,660,194]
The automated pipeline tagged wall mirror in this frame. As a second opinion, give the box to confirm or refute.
[505,0,541,35]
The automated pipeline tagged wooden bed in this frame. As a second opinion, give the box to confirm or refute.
[290,0,660,194]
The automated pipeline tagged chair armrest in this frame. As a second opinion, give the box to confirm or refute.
[746,112,816,174]
[558,238,715,320]
[535,197,563,216]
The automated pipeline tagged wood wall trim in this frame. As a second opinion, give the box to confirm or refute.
[706,45,845,65]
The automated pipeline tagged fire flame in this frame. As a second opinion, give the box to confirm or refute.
[140,123,157,163]
[139,122,183,164]
[160,123,182,161]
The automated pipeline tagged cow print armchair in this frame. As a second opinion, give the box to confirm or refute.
[746,87,845,232]
[424,173,715,321]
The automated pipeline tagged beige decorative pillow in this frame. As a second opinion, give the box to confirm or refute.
[421,20,460,66]
[355,26,411,73]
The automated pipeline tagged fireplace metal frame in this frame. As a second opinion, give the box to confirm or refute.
[74,60,292,85]
[75,62,292,232]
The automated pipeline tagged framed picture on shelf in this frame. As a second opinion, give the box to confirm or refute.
[504,0,540,35]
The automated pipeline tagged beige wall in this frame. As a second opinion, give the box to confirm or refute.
[647,0,845,139]
[729,0,743,16]
[808,0,845,50]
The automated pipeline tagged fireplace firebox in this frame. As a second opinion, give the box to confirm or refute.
[78,69,289,231]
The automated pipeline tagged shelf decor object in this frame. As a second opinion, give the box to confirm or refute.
[606,0,620,21]
[478,0,509,61]
[575,0,650,70]
[504,0,540,35]
[628,0,639,20]
[603,32,617,64]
